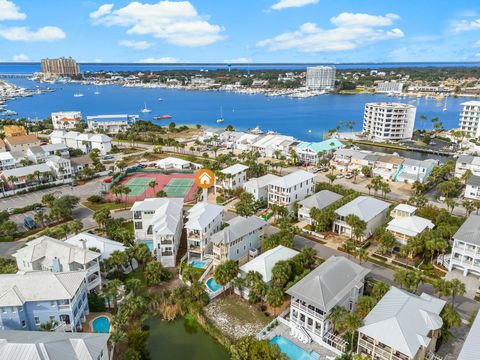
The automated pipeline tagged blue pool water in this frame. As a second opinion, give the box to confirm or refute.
[206,278,222,292]
[270,336,319,360]
[191,260,206,269]
[92,316,110,333]
[139,240,154,252]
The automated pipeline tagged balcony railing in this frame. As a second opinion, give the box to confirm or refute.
[161,251,173,257]
[291,302,325,321]
[188,246,202,253]
[358,339,407,360]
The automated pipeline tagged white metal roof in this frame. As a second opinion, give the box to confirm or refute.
[243,174,279,189]
[185,202,224,230]
[393,203,417,214]
[1,163,51,178]
[298,190,343,210]
[387,216,434,237]
[239,245,298,283]
[458,310,480,360]
[220,163,249,175]
[13,236,100,266]
[358,287,445,358]
[131,198,184,235]
[211,216,267,245]
[335,196,390,222]
[269,170,315,189]
[0,271,87,306]
[0,330,109,360]
[65,232,126,260]
[0,152,14,161]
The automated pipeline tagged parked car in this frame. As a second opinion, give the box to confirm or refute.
[102,155,114,160]
[7,207,14,215]
[336,173,345,179]
[34,206,43,213]
[24,216,37,230]
[345,173,354,179]
[320,167,329,172]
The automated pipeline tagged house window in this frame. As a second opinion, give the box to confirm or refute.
[51,301,56,307]
[49,315,56,322]
[34,317,40,325]
[21,320,26,328]
[134,222,143,230]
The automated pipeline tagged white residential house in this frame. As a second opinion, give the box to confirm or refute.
[243,174,279,202]
[333,196,390,241]
[51,111,82,130]
[268,170,316,211]
[447,214,480,277]
[185,202,224,261]
[237,245,298,300]
[211,216,268,266]
[50,130,112,155]
[131,198,184,268]
[455,155,480,178]
[287,257,369,352]
[396,158,438,184]
[357,287,445,360]
[251,134,296,158]
[0,331,109,360]
[0,152,15,171]
[216,164,249,192]
[295,139,344,165]
[12,236,102,292]
[42,143,70,158]
[65,232,126,260]
[86,114,137,134]
[235,133,261,151]
[387,204,434,245]
[45,155,72,180]
[155,157,201,171]
[1,163,53,189]
[27,146,47,164]
[297,190,343,225]
[465,175,480,200]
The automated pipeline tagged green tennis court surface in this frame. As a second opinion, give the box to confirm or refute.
[125,177,156,195]
[164,178,195,197]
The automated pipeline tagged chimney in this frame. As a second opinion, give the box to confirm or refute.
[80,239,86,250]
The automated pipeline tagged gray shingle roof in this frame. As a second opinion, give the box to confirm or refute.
[286,256,370,312]
[453,214,480,245]
[0,330,109,360]
[298,190,343,210]
[335,196,390,222]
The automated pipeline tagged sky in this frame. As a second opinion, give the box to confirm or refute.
[1,0,480,63]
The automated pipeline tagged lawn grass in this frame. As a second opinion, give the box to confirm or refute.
[82,201,130,212]
[126,267,145,283]
[214,296,271,326]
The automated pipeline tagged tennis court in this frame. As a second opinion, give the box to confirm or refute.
[125,177,156,196]
[164,178,195,197]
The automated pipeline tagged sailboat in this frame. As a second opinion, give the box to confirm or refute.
[442,96,448,112]
[216,106,224,123]
[94,85,100,95]
[73,92,84,97]
[158,97,163,101]
[141,102,152,113]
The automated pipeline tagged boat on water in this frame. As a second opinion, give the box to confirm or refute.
[3,110,17,116]
[216,106,224,123]
[154,115,172,120]
[94,86,100,95]
[442,96,448,112]
[73,92,84,97]
[141,102,152,113]
[158,97,163,101]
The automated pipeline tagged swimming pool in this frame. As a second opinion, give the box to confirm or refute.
[141,240,154,252]
[206,278,222,292]
[191,260,206,269]
[270,336,319,360]
[92,316,111,333]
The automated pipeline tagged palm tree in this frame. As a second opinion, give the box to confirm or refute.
[69,219,83,234]
[266,287,284,315]
[371,281,390,301]
[342,239,355,258]
[355,247,368,265]
[107,279,122,313]
[449,279,466,307]
[342,313,363,351]
[134,243,151,269]
[213,260,239,295]
[355,296,375,319]
[351,168,360,184]
[441,303,461,329]
[149,180,157,195]
[109,329,127,358]
[7,175,17,193]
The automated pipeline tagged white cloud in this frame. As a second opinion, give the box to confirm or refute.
[224,57,252,63]
[330,13,399,27]
[119,39,153,49]
[0,0,26,21]
[89,4,114,19]
[12,53,28,62]
[90,1,225,47]
[270,0,318,11]
[452,18,480,32]
[257,12,403,53]
[138,57,179,63]
[0,26,66,41]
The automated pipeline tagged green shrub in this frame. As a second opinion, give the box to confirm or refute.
[88,293,106,312]
[87,195,103,203]
[216,195,225,204]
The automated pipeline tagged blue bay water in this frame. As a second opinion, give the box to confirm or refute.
[3,77,466,142]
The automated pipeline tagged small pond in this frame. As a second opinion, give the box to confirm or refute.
[144,317,229,360]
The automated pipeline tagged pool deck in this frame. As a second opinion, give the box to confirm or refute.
[84,312,113,333]
[266,323,337,360]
